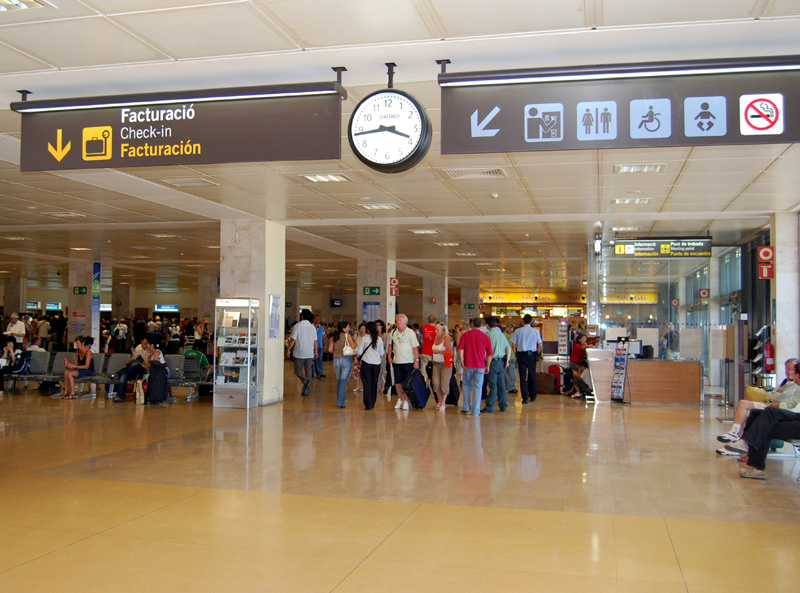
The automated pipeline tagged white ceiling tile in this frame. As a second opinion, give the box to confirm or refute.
[259,0,435,47]
[114,4,293,59]
[430,0,586,36]
[0,44,51,74]
[0,18,167,68]
[602,0,756,26]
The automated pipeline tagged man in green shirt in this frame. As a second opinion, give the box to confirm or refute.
[483,316,512,412]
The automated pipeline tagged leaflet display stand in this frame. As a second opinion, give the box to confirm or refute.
[611,337,629,403]
[213,298,260,409]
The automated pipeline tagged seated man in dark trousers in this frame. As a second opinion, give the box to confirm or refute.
[510,314,543,404]
[724,405,800,479]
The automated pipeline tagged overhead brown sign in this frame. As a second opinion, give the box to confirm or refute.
[12,82,345,171]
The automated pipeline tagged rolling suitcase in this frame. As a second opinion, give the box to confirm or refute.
[145,361,169,404]
[446,373,460,406]
[548,364,562,391]
[536,372,559,394]
[403,368,431,409]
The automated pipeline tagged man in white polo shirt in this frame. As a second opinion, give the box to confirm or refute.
[286,309,318,396]
[5,313,26,347]
[386,313,419,411]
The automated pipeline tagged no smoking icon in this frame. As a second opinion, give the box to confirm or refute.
[740,93,784,136]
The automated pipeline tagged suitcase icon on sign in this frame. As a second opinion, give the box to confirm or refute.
[82,126,112,160]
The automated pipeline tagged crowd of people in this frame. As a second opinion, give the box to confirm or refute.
[286,309,548,416]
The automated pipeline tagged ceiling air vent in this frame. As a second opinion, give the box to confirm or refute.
[442,168,507,180]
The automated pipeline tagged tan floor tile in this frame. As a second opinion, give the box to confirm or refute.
[0,525,90,573]
[686,586,756,593]
[617,581,688,593]
[547,574,616,593]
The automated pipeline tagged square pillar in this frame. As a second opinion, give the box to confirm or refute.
[357,258,396,323]
[197,275,217,321]
[460,287,479,321]
[220,220,285,405]
[422,276,447,325]
[771,213,800,366]
[112,283,134,320]
[3,277,27,317]
[286,286,301,327]
[68,262,92,343]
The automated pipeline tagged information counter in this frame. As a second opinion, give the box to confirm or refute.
[587,349,702,404]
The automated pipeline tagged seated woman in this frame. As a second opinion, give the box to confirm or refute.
[569,360,593,399]
[717,358,798,444]
[60,336,95,400]
[0,339,20,396]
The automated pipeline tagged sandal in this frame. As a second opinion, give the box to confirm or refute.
[62,394,78,400]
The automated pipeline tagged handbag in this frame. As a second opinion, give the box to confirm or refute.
[342,336,357,357]
[444,347,454,369]
[134,379,145,405]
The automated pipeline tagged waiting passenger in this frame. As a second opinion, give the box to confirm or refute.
[716,358,798,443]
[60,336,95,400]
[111,339,150,403]
[0,339,20,395]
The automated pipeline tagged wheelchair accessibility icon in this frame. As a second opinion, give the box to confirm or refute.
[82,126,112,161]
[630,99,671,139]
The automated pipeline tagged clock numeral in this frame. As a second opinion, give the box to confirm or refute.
[384,98,392,108]
[357,126,363,133]
[408,111,414,119]
[362,140,367,149]
[364,114,372,122]
[408,138,413,145]
[414,124,419,132]
[385,152,391,160]
[373,104,379,112]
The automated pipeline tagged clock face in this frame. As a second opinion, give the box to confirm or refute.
[348,90,431,173]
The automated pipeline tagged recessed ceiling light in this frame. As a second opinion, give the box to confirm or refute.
[301,174,351,183]
[613,198,651,205]
[2,237,28,241]
[611,226,641,232]
[456,252,477,257]
[475,262,493,266]
[322,269,339,272]
[119,282,129,285]
[435,242,460,247]
[614,164,666,174]
[295,263,314,267]
[345,273,357,277]
[360,203,400,210]
[43,211,86,218]
[206,245,221,249]
[161,178,219,189]
[486,268,506,272]
[131,245,165,250]
[517,240,548,245]
[70,247,91,251]
[148,233,179,239]
[410,229,439,235]
[0,1,46,12]
[129,255,149,259]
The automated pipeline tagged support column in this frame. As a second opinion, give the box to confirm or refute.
[708,251,722,385]
[197,275,216,321]
[460,287,479,321]
[771,213,800,366]
[219,220,285,405]
[286,286,301,328]
[3,277,27,317]
[67,261,92,343]
[677,276,687,327]
[422,276,447,324]
[112,283,134,320]
[357,258,396,323]
[587,248,600,326]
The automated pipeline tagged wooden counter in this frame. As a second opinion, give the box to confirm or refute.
[586,351,701,404]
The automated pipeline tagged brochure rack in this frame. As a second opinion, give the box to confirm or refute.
[611,337,629,402]
[213,298,260,408]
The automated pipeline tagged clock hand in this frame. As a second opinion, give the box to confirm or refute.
[354,124,410,138]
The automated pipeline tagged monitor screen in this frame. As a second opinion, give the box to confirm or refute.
[331,299,342,308]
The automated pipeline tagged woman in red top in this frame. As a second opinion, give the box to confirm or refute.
[571,334,588,364]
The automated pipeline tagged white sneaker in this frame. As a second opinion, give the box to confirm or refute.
[725,440,749,455]
[715,448,739,456]
[394,399,403,409]
[439,405,446,412]
[402,401,409,410]
[716,431,739,443]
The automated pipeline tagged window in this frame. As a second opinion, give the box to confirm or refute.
[719,248,742,295]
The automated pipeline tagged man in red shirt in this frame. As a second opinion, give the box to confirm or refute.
[457,317,493,416]
[420,314,437,384]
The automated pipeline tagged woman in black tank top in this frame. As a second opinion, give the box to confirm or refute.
[60,335,95,400]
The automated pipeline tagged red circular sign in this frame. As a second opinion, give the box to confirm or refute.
[699,288,710,299]
[670,298,679,307]
[757,246,774,263]
[745,99,779,131]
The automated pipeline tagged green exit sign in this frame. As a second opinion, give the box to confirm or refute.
[464,303,475,310]
[363,286,381,296]
[73,286,87,295]
[286,301,292,308]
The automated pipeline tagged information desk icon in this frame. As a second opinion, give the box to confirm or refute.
[82,126,112,161]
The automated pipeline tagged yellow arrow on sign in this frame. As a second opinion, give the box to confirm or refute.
[47,129,71,162]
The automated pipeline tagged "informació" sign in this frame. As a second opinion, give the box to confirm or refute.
[613,238,712,259]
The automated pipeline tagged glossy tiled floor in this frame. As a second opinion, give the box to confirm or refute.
[2,365,800,592]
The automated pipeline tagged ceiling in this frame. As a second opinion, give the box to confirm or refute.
[0,0,797,298]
